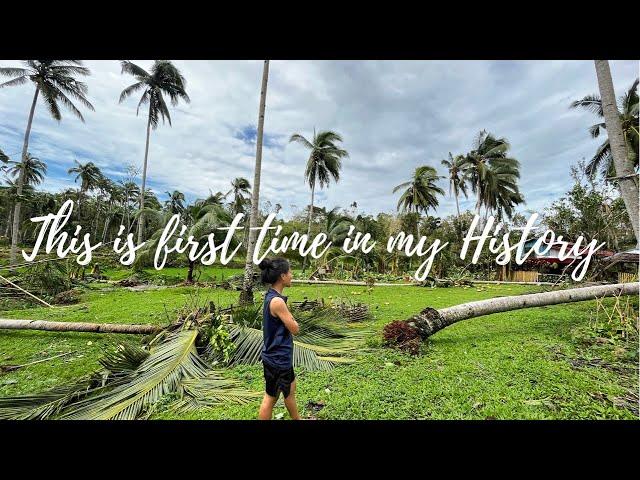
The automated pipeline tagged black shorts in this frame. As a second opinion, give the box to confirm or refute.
[263,361,295,399]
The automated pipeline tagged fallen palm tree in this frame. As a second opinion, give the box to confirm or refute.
[384,282,640,351]
[0,318,160,335]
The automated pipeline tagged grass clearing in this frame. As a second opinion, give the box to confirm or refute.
[0,271,637,419]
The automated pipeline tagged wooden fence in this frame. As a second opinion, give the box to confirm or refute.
[508,271,539,283]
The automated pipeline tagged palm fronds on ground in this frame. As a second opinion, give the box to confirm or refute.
[226,303,369,371]
[0,328,259,420]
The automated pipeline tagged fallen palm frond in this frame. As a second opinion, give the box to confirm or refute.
[169,374,261,412]
[60,329,211,420]
[99,342,150,373]
[227,316,364,371]
[0,328,259,420]
[0,372,121,420]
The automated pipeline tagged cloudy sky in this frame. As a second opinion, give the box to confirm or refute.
[0,60,637,220]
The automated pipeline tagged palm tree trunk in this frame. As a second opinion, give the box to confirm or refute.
[404,282,639,339]
[102,213,111,244]
[137,104,153,245]
[240,60,270,305]
[454,187,462,238]
[301,181,316,273]
[186,260,195,283]
[594,60,640,244]
[10,86,39,268]
[5,206,12,238]
[0,318,159,335]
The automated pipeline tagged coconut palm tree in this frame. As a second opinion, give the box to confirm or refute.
[289,129,348,273]
[441,153,469,218]
[441,152,469,235]
[164,190,186,215]
[2,178,35,239]
[240,60,269,305]
[593,61,640,244]
[119,180,140,232]
[570,77,638,179]
[118,60,190,244]
[68,160,103,217]
[480,161,524,221]
[7,153,47,187]
[225,177,251,216]
[393,166,444,236]
[462,130,520,219]
[324,206,352,244]
[0,60,94,266]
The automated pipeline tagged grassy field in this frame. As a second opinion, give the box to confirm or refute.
[0,267,637,420]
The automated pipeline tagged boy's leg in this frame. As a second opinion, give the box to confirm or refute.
[258,393,278,420]
[283,379,301,420]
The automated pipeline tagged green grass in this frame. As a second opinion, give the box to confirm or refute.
[0,272,637,420]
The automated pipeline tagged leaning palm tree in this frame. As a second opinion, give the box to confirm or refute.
[593,61,639,244]
[224,177,251,216]
[289,129,349,273]
[118,60,190,245]
[0,60,95,266]
[67,160,103,217]
[393,165,444,236]
[164,190,186,215]
[570,77,638,179]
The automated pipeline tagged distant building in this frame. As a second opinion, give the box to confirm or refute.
[520,238,614,268]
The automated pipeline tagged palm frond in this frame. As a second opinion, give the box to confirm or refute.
[59,329,207,420]
[168,373,261,412]
[99,342,150,373]
[0,373,116,420]
[226,322,357,371]
[0,75,29,89]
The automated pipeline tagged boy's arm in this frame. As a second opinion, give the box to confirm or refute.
[270,297,300,335]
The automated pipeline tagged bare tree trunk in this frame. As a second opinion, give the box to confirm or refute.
[404,282,639,339]
[186,260,195,283]
[240,60,270,305]
[5,206,12,238]
[454,188,463,238]
[301,181,315,273]
[594,60,640,244]
[137,104,152,245]
[10,86,39,268]
[0,318,159,335]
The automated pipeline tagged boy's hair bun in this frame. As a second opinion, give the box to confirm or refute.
[259,258,273,270]
[259,257,290,284]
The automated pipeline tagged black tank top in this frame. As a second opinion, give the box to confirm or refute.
[261,288,293,369]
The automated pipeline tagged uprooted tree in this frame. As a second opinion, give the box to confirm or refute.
[383,282,639,352]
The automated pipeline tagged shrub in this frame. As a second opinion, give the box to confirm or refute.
[53,289,82,305]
